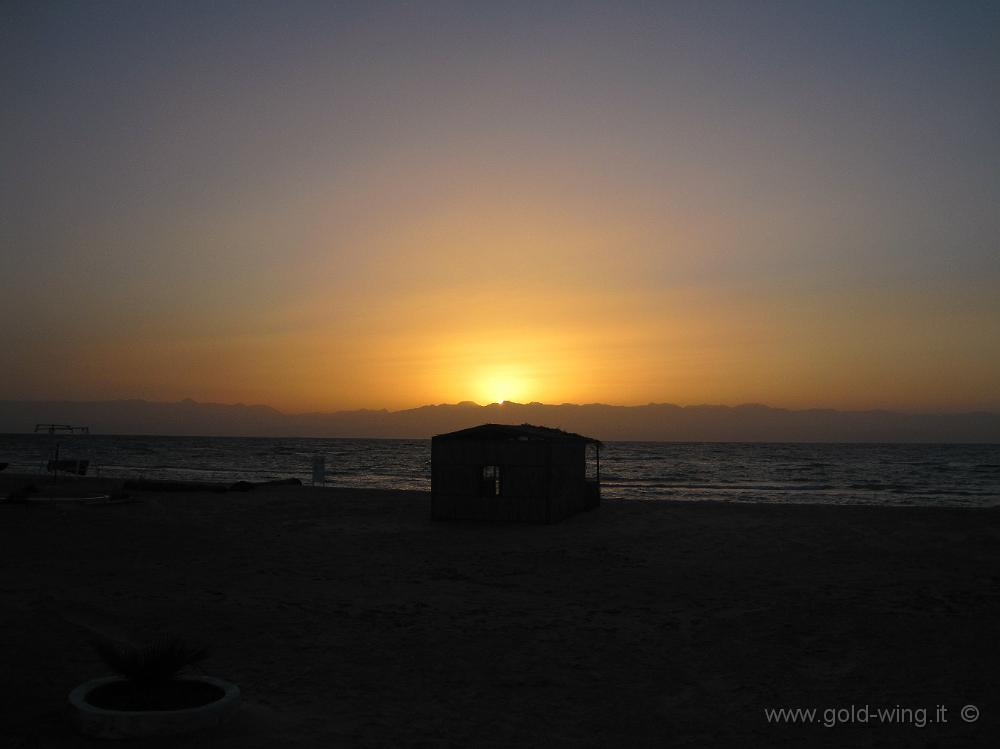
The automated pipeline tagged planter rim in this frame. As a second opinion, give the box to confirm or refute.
[69,675,240,718]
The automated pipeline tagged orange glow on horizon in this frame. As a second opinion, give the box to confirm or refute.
[35,279,1000,415]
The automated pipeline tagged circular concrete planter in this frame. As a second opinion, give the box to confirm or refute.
[69,675,240,739]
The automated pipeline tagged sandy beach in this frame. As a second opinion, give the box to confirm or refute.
[1,474,997,747]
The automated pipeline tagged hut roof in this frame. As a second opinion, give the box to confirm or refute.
[433,423,601,445]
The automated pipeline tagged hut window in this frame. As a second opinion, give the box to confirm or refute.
[481,465,502,497]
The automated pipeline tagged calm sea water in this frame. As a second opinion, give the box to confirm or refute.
[1,434,998,507]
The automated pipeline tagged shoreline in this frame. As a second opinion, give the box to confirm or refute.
[3,473,998,510]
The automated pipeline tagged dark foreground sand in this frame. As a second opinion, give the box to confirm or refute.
[1,475,998,748]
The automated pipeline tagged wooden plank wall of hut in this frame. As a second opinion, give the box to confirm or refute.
[553,442,601,519]
[431,440,550,522]
[547,442,584,521]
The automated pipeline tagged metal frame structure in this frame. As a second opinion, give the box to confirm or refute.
[34,423,92,479]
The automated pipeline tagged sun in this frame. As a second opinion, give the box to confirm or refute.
[478,370,528,405]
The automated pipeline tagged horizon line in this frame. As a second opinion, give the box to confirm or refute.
[2,397,998,417]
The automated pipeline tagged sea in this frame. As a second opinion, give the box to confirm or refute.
[1,434,998,507]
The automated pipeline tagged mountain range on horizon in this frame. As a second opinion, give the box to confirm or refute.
[1,399,998,443]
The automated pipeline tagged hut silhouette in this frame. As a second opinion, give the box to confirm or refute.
[431,423,601,523]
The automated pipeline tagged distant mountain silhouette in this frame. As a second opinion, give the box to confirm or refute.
[1,399,998,442]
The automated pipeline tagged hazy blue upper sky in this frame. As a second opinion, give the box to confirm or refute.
[3,1,998,411]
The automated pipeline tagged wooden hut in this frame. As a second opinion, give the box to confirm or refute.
[431,423,601,523]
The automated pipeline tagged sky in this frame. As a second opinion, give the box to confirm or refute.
[2,1,999,413]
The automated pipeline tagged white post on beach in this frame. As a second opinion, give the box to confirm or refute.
[312,455,326,487]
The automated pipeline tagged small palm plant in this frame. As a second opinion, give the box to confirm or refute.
[75,634,235,729]
[93,637,208,709]
[93,636,209,691]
